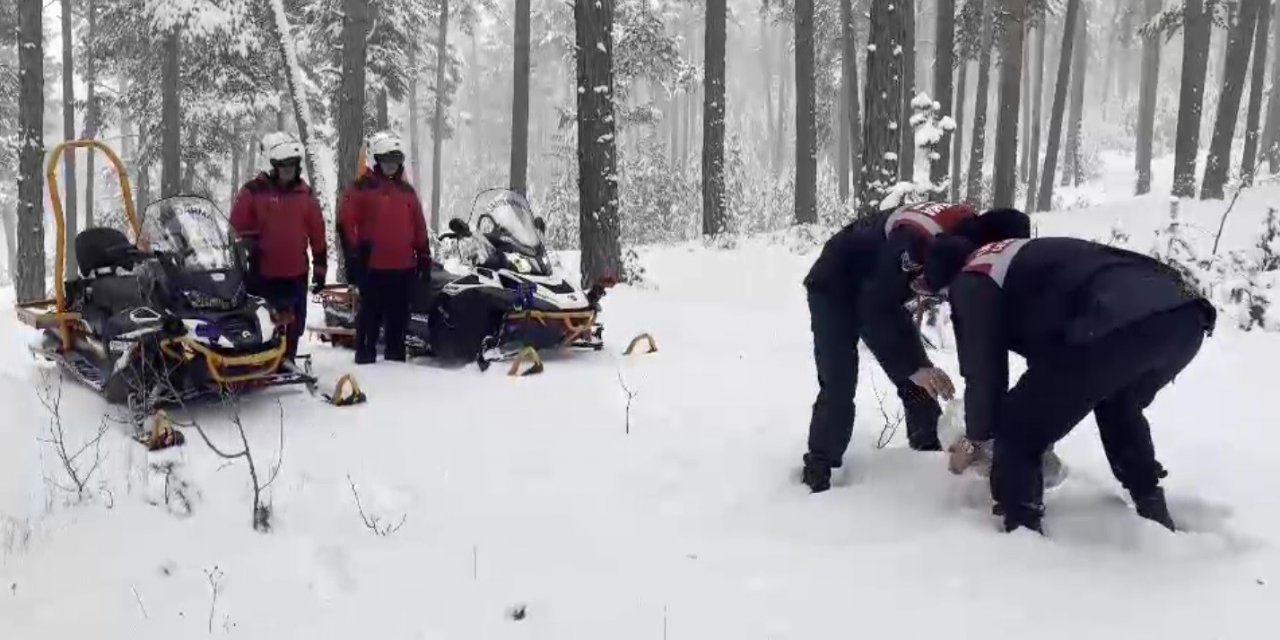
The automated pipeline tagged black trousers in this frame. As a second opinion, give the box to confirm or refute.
[250,276,308,360]
[805,289,941,469]
[992,304,1208,522]
[356,268,414,362]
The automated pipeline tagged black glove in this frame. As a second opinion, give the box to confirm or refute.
[417,255,432,277]
[311,269,326,294]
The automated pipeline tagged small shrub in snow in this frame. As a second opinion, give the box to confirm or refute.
[1150,202,1215,300]
[1220,208,1280,330]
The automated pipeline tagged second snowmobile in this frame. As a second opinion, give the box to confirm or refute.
[311,189,611,371]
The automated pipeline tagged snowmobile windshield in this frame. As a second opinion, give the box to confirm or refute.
[141,197,236,273]
[472,191,543,255]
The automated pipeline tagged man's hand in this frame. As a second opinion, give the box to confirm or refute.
[909,366,955,400]
[311,270,326,294]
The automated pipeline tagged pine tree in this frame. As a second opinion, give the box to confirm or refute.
[992,0,1026,208]
[932,0,957,200]
[1036,0,1080,212]
[431,0,450,233]
[965,0,994,208]
[60,0,78,275]
[1135,0,1162,195]
[1172,0,1213,198]
[862,0,907,214]
[702,0,727,235]
[576,0,622,285]
[337,0,370,199]
[1202,0,1265,199]
[1240,0,1271,186]
[794,0,817,223]
[511,0,531,195]
[16,0,45,302]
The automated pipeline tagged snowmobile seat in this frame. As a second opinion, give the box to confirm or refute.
[75,227,139,278]
[410,263,458,313]
[80,277,151,339]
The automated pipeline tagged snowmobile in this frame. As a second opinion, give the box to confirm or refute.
[311,188,613,373]
[16,141,323,446]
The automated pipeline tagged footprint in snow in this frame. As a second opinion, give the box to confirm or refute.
[303,542,356,601]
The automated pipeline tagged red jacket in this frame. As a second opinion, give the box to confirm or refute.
[337,172,430,271]
[229,176,327,280]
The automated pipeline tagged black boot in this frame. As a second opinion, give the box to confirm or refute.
[908,436,943,452]
[902,388,942,451]
[1133,487,1176,531]
[801,463,832,493]
[995,503,1045,535]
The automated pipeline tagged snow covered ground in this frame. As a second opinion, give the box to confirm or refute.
[2,160,1278,638]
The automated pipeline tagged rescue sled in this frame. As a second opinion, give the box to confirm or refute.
[15,141,331,444]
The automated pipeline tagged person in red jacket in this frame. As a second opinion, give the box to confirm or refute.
[337,132,431,364]
[229,132,327,362]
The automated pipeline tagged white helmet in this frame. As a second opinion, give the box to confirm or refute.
[260,131,304,167]
[367,131,405,160]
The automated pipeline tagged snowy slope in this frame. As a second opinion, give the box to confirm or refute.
[2,167,1278,639]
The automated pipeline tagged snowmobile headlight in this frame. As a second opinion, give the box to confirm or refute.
[507,253,534,274]
[183,289,233,310]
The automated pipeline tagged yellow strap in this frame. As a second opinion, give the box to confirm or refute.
[623,333,658,355]
[507,347,544,377]
[327,373,368,404]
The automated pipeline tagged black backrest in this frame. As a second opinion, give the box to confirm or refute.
[75,227,135,277]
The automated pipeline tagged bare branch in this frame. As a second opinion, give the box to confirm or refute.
[869,372,904,450]
[614,361,638,435]
[37,370,108,499]
[347,474,406,536]
[203,566,223,635]
[261,401,286,490]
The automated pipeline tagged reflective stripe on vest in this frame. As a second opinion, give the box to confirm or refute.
[884,202,971,238]
[961,238,1030,288]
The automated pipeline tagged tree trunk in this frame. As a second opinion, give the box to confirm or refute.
[575,0,622,285]
[61,0,78,276]
[1025,22,1046,211]
[1202,0,1264,199]
[269,0,333,223]
[511,0,531,195]
[1261,1,1280,172]
[1035,0,1080,211]
[762,15,776,175]
[409,47,422,189]
[85,0,98,229]
[1172,0,1213,198]
[862,0,906,213]
[840,0,860,203]
[839,78,851,201]
[951,60,969,202]
[1019,17,1031,182]
[244,135,256,182]
[377,89,389,130]
[1241,0,1271,187]
[992,0,1026,209]
[230,138,241,206]
[1063,2,1086,187]
[337,0,370,199]
[795,0,818,224]
[161,31,181,198]
[965,0,993,207]
[900,0,916,181]
[1135,0,1162,195]
[431,0,450,234]
[776,31,792,173]
[932,0,956,199]
[16,0,45,301]
[703,0,727,235]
